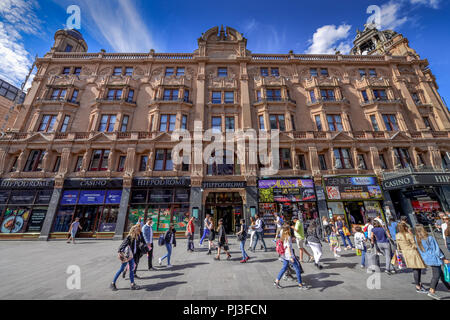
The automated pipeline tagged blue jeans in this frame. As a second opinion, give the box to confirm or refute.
[240,240,248,260]
[277,258,303,284]
[339,231,354,248]
[252,231,267,250]
[200,229,209,245]
[360,246,367,266]
[161,243,172,265]
[113,259,135,284]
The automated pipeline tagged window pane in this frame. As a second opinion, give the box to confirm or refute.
[212,117,221,132]
[269,115,277,130]
[212,92,221,103]
[165,68,174,76]
[107,115,116,132]
[315,115,322,131]
[271,68,279,76]
[165,150,173,170]
[310,68,318,77]
[224,92,234,103]
[159,115,167,132]
[278,115,285,131]
[154,150,164,170]
[168,115,176,131]
[334,150,342,169]
[140,156,148,171]
[181,115,187,129]
[100,150,110,170]
[260,68,268,76]
[90,150,102,170]
[259,115,265,130]
[121,115,129,132]
[225,117,235,131]
[176,67,185,76]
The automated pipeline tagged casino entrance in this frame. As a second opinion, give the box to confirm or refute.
[204,191,244,234]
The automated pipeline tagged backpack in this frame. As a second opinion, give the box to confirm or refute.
[279,217,284,226]
[158,234,165,246]
[276,239,286,256]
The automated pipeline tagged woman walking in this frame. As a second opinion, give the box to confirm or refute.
[354,226,368,268]
[322,217,331,243]
[236,218,250,263]
[393,223,427,293]
[199,214,211,246]
[306,221,323,270]
[274,226,309,290]
[214,218,231,260]
[186,216,195,252]
[371,220,395,275]
[247,217,256,251]
[335,216,354,250]
[415,224,450,300]
[67,217,82,244]
[329,224,341,257]
[158,224,177,268]
[110,225,141,291]
[122,223,145,279]
[206,215,216,255]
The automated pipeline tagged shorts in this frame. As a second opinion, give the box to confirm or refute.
[295,238,305,249]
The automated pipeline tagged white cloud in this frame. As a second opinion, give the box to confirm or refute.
[0,0,41,89]
[306,24,352,54]
[378,1,408,30]
[239,19,287,53]
[409,0,440,9]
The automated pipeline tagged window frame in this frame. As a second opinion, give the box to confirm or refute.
[38,115,57,132]
[153,149,173,171]
[98,114,117,132]
[327,114,343,132]
[333,148,353,169]
[60,115,70,133]
[89,149,110,171]
[382,114,399,131]
[269,114,285,131]
[24,150,46,172]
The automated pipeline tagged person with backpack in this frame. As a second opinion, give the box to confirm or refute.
[110,225,141,291]
[415,224,450,300]
[251,214,267,252]
[335,216,354,250]
[371,220,395,275]
[236,218,249,263]
[293,216,314,263]
[215,218,231,260]
[122,223,146,279]
[158,224,177,268]
[186,216,195,252]
[306,220,323,270]
[274,226,309,290]
[141,218,155,271]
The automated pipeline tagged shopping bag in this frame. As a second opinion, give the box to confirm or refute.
[395,250,406,269]
[356,249,362,256]
[444,264,450,283]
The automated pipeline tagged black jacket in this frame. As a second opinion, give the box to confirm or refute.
[118,234,145,255]
[164,228,177,246]
[218,225,227,243]
[306,225,321,244]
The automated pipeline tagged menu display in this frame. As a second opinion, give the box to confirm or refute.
[323,176,383,201]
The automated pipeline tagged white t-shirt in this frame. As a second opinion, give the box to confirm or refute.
[442,222,448,240]
[367,224,374,239]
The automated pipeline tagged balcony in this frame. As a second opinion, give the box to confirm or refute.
[150,97,193,105]
[34,97,79,107]
[360,98,402,107]
[307,98,348,107]
[96,98,136,107]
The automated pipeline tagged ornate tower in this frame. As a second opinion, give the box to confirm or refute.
[50,29,88,53]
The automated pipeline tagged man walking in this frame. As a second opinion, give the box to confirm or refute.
[142,218,155,270]
[293,216,314,263]
[186,216,195,252]
[199,214,211,246]
[251,214,267,252]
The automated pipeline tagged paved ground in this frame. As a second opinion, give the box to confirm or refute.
[0,236,449,300]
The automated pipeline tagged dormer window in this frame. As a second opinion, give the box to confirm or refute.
[64,44,73,52]
[74,67,82,76]
[218,67,227,77]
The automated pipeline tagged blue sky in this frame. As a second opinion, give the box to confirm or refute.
[0,0,449,105]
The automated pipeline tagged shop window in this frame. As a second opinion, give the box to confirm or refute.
[382,114,399,131]
[89,149,110,171]
[154,149,173,171]
[50,88,67,100]
[224,91,234,104]
[259,115,265,130]
[38,115,57,132]
[320,89,335,101]
[120,115,129,132]
[333,148,353,169]
[212,91,221,104]
[266,89,281,101]
[181,115,187,130]
[318,154,327,170]
[176,67,185,76]
[23,150,45,172]
[117,155,126,172]
[53,205,75,232]
[107,88,122,100]
[379,154,388,170]
[139,156,148,172]
[315,115,322,131]
[159,114,176,132]
[327,114,343,132]
[207,151,240,176]
[124,67,133,76]
[53,156,61,172]
[225,116,235,132]
[298,154,307,170]
[269,114,285,131]
[98,114,116,132]
[97,207,119,232]
[279,148,292,169]
[310,68,318,77]
[74,156,83,172]
[357,154,367,170]
[370,115,379,131]
[218,67,227,77]
[163,89,178,101]
[165,67,174,76]
[373,89,387,101]
[394,148,412,168]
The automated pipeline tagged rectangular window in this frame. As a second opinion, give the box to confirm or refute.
[260,68,269,76]
[50,88,67,100]
[269,114,285,131]
[212,91,221,104]
[357,154,367,170]
[74,156,83,172]
[211,116,222,132]
[256,90,261,101]
[279,148,292,169]
[259,115,265,130]
[139,156,148,171]
[163,89,178,101]
[10,156,18,172]
[176,67,185,76]
[120,115,129,132]
[318,154,327,170]
[394,148,412,168]
[159,114,176,132]
[154,149,172,171]
[411,92,421,104]
[225,116,235,132]
[53,156,61,172]
[291,114,296,131]
[184,90,189,102]
[320,89,335,101]
[24,150,45,172]
[271,68,279,76]
[89,150,110,171]
[334,148,353,169]
[98,115,116,132]
[70,89,78,103]
[165,67,174,76]
[62,67,71,75]
[315,115,322,131]
[127,90,134,102]
[383,114,399,131]
[309,90,316,103]
[124,67,133,76]
[373,89,387,100]
[60,115,70,132]
[117,155,126,172]
[107,89,122,100]
[38,115,57,132]
[298,154,307,170]
[218,67,227,77]
[310,68,318,77]
[73,67,82,76]
[327,114,343,132]
[266,89,281,101]
[362,90,369,102]
[423,117,433,131]
[224,91,234,104]
[181,115,187,130]
[359,69,366,77]
[379,154,387,169]
[369,69,377,77]
[370,115,379,131]
[320,68,329,76]
[113,67,122,76]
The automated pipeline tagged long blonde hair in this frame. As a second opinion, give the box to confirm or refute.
[414,224,428,252]
[280,226,291,242]
[129,225,140,240]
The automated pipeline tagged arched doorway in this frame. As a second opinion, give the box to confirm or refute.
[204,190,245,234]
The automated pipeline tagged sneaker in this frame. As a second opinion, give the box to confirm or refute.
[134,274,141,279]
[384,270,392,276]
[130,283,140,290]
[227,255,232,260]
[214,256,220,261]
[427,292,441,300]
[158,258,162,266]
[240,259,247,263]
[416,287,427,294]
[148,267,155,271]
[298,285,309,290]
[245,256,250,261]
[360,265,365,268]
[334,254,341,258]
[273,281,283,289]
[110,283,118,291]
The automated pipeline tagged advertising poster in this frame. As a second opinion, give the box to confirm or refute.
[98,223,116,232]
[128,207,145,228]
[60,190,79,205]
[0,208,31,233]
[26,208,47,232]
[326,186,341,200]
[78,190,106,205]
[158,207,171,231]
[105,190,122,204]
[324,176,383,200]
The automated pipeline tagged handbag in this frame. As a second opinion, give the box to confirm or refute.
[343,226,351,237]
[444,264,450,283]
[356,249,362,256]
[394,250,406,269]
[140,242,150,254]
[119,245,132,262]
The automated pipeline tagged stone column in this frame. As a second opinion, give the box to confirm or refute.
[39,179,63,241]
[114,180,131,240]
[240,62,252,130]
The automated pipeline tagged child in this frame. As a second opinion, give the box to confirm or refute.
[354,226,367,268]
[329,225,341,257]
